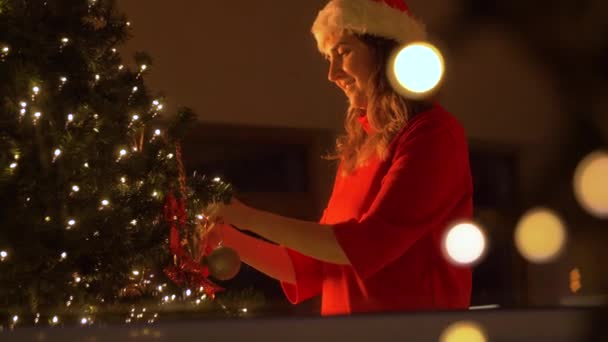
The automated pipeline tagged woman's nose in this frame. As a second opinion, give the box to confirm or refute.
[327,59,343,83]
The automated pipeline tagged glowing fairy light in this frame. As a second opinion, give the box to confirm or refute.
[131,219,137,226]
[51,316,59,324]
[154,129,161,136]
[132,270,140,276]
[75,276,81,283]
[12,315,18,323]
[84,162,89,168]
[60,76,67,83]
[72,185,80,192]
[241,308,248,313]
[54,149,62,157]
[67,113,74,121]
[213,177,221,182]
[34,112,42,118]
[61,37,69,44]
[80,317,88,325]
[132,114,140,121]
[1,46,9,54]
[111,48,117,53]
[440,321,487,342]
[574,150,608,218]
[185,289,192,297]
[45,216,51,222]
[95,74,100,81]
[9,162,17,169]
[118,64,124,71]
[0,250,8,261]
[442,222,487,266]
[156,104,163,110]
[60,252,67,260]
[140,64,147,71]
[157,285,163,292]
[32,86,40,94]
[67,219,76,227]
[119,149,127,157]
[120,177,126,183]
[152,191,159,198]
[126,21,131,26]
[20,102,27,108]
[197,214,204,220]
[515,208,567,263]
[152,100,159,106]
[100,199,109,206]
[132,86,138,93]
[389,42,445,99]
[166,153,174,159]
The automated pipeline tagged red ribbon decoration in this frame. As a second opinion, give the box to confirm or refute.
[163,143,223,297]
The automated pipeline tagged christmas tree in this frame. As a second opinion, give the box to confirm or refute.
[0,0,246,326]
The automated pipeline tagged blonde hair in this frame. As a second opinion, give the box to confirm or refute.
[325,34,432,175]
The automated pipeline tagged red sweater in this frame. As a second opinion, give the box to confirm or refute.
[281,104,473,316]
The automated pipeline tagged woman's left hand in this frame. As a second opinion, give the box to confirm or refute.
[202,197,249,230]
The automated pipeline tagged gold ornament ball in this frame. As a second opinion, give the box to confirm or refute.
[205,246,241,281]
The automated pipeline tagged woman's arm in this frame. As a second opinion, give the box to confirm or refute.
[213,200,350,265]
[218,223,296,284]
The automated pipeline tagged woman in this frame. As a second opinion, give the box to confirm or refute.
[206,0,473,316]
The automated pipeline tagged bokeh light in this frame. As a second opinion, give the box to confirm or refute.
[440,321,487,342]
[442,222,487,266]
[514,208,567,263]
[388,42,445,99]
[573,150,608,218]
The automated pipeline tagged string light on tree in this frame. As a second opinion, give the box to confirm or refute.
[442,222,487,266]
[515,208,567,263]
[388,42,445,99]
[0,250,8,261]
[1,45,9,60]
[67,219,77,229]
[31,85,40,101]
[573,150,608,218]
[118,149,128,161]
[33,111,42,124]
[60,252,67,261]
[52,148,62,162]
[59,76,67,90]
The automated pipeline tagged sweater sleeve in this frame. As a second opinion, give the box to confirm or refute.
[280,248,323,304]
[333,117,470,280]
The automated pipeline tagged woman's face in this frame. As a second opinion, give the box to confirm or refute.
[323,31,376,110]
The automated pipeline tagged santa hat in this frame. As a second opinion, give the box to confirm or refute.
[312,0,427,52]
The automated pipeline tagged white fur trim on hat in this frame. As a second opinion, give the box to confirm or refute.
[312,0,427,53]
